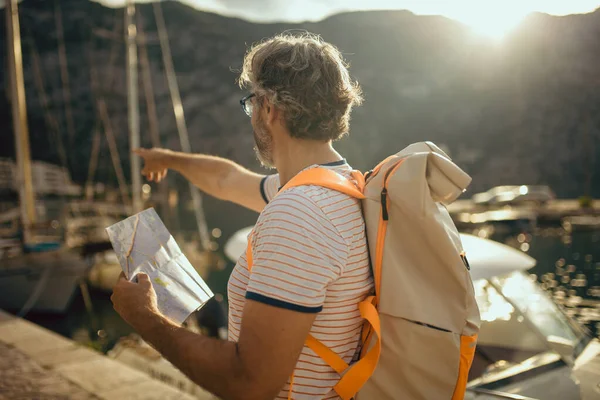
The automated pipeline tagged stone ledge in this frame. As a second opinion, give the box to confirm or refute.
[0,309,201,400]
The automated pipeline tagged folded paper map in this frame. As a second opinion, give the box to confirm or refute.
[106,208,213,325]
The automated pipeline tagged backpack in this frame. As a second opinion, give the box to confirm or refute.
[246,141,481,400]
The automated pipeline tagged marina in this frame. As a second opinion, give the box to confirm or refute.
[4,218,596,399]
[0,0,599,398]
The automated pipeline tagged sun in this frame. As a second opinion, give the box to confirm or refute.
[465,15,526,40]
[445,3,531,40]
[364,0,600,41]
[462,12,527,40]
[364,0,536,41]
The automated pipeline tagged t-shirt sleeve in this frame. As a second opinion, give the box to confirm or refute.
[259,174,281,204]
[245,190,348,313]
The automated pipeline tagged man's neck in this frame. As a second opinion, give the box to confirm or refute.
[274,139,343,186]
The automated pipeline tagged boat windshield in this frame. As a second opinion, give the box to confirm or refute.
[468,271,587,382]
[492,271,585,348]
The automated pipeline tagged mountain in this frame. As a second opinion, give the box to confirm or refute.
[1,1,599,231]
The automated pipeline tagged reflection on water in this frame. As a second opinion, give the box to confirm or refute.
[471,222,600,337]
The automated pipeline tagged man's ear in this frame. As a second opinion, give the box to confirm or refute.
[264,99,280,126]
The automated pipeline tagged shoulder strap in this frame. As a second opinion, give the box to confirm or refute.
[248,167,365,272]
[278,167,366,199]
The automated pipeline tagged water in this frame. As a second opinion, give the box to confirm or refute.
[21,265,230,353]
[527,228,600,336]
[476,223,600,336]
[22,225,600,353]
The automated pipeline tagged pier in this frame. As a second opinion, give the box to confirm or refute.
[448,199,600,228]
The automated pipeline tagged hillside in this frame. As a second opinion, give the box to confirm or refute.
[1,0,599,207]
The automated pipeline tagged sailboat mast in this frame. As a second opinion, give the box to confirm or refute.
[6,0,35,243]
[125,1,142,213]
[137,12,170,225]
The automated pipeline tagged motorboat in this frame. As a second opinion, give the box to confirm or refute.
[461,234,595,399]
[225,226,600,400]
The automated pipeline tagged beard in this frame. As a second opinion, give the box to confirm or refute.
[253,113,275,169]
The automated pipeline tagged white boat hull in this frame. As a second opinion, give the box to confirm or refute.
[0,249,87,313]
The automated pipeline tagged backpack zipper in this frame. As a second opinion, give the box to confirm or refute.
[380,160,404,221]
[460,252,471,270]
[380,188,389,221]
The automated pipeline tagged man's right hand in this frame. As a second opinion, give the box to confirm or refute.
[133,147,268,213]
[133,148,171,182]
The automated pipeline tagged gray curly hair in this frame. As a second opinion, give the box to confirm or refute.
[239,32,363,142]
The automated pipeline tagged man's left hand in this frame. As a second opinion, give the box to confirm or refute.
[111,272,162,331]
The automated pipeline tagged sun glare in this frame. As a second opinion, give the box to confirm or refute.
[446,3,530,40]
[363,1,600,41]
[466,14,526,39]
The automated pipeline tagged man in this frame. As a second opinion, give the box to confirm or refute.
[111,33,373,400]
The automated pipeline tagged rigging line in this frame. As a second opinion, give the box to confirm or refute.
[87,23,131,205]
[85,9,123,199]
[22,28,68,171]
[136,12,161,149]
[85,129,102,201]
[98,98,131,205]
[54,0,77,154]
[83,21,103,200]
[153,2,211,251]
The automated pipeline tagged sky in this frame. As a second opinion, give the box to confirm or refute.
[1,0,597,39]
[89,0,600,38]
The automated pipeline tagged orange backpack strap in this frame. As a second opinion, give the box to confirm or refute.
[304,297,381,400]
[333,296,381,400]
[278,167,366,199]
[247,167,364,272]
[245,231,254,272]
[305,335,348,374]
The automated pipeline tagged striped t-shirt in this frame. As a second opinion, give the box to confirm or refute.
[227,160,374,399]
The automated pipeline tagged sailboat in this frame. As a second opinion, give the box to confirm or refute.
[0,0,88,314]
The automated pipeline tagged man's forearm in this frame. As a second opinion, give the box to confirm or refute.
[167,152,237,199]
[140,315,252,400]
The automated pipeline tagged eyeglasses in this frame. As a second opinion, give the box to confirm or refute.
[240,93,256,117]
